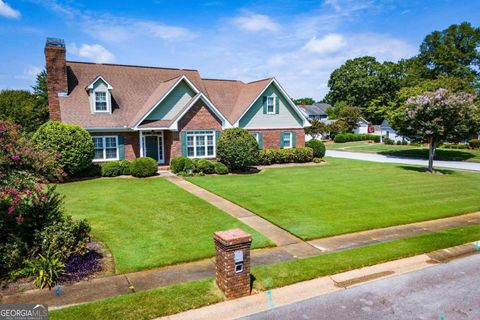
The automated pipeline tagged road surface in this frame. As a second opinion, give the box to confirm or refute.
[239,254,480,320]
[326,150,480,172]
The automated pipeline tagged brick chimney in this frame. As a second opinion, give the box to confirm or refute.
[44,38,67,121]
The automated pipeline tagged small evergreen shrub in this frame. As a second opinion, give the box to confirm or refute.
[170,157,188,173]
[306,139,326,158]
[334,133,380,143]
[213,162,229,175]
[384,137,394,145]
[196,159,215,174]
[73,163,101,178]
[32,121,94,175]
[469,139,480,149]
[258,147,313,165]
[313,157,323,163]
[130,157,158,177]
[217,128,259,171]
[100,160,131,177]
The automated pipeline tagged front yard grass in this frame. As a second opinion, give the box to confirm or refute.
[56,178,272,273]
[49,224,480,320]
[327,141,480,162]
[188,158,480,240]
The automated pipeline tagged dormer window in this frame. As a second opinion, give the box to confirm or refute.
[267,96,275,114]
[86,76,113,114]
[262,94,279,115]
[95,91,108,112]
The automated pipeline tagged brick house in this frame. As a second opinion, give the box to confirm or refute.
[45,38,310,164]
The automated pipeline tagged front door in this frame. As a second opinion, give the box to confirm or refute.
[144,135,164,164]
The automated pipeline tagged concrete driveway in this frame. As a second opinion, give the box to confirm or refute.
[239,254,480,320]
[326,150,480,172]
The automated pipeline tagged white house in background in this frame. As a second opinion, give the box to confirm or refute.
[352,118,369,134]
[379,120,405,142]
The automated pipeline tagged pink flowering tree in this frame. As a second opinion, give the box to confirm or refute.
[390,88,480,172]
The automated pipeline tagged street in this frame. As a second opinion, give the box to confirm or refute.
[239,254,480,320]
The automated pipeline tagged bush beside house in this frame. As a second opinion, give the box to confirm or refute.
[130,157,158,177]
[258,147,314,165]
[305,139,326,158]
[171,157,229,175]
[217,128,259,171]
[100,160,131,177]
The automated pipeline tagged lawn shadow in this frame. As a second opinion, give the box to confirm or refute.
[397,165,454,175]
[379,149,475,161]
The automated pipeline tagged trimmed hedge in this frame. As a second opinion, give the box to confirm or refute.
[469,139,480,149]
[334,133,380,143]
[100,160,131,177]
[130,157,158,177]
[196,159,215,174]
[213,161,229,175]
[217,128,259,171]
[258,147,314,165]
[305,139,326,158]
[32,121,94,175]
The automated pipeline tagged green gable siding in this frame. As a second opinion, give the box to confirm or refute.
[93,80,108,91]
[238,84,303,129]
[146,80,195,121]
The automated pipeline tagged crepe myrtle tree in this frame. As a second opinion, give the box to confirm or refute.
[390,88,479,172]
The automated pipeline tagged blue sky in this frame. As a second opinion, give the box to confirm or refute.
[1,0,479,99]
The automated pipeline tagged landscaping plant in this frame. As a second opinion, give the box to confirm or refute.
[305,139,326,158]
[26,251,64,290]
[32,121,94,176]
[213,161,229,175]
[217,128,259,171]
[130,157,158,177]
[100,160,131,177]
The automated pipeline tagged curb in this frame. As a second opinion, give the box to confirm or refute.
[159,241,479,320]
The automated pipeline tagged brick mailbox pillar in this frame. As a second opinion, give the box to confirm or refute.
[214,228,252,299]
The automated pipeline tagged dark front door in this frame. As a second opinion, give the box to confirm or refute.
[145,136,159,162]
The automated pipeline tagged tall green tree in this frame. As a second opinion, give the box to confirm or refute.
[389,89,480,172]
[418,22,480,88]
[293,97,315,105]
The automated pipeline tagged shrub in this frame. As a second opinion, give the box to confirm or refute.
[306,139,326,158]
[171,157,188,173]
[130,157,158,177]
[313,157,323,163]
[196,159,215,174]
[258,147,313,165]
[217,128,259,171]
[410,142,422,147]
[384,137,394,145]
[32,121,94,176]
[35,216,91,262]
[100,160,131,177]
[213,162,229,175]
[469,139,480,149]
[26,251,64,289]
[334,133,380,143]
[60,250,102,283]
[441,144,468,150]
[73,163,101,178]
[396,140,402,145]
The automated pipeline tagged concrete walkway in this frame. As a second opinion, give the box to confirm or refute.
[164,175,321,258]
[160,242,480,320]
[326,150,480,172]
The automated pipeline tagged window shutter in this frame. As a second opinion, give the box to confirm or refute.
[215,131,221,152]
[262,96,267,114]
[292,131,296,148]
[275,97,280,114]
[280,132,284,149]
[118,135,125,160]
[258,132,263,150]
[181,131,187,157]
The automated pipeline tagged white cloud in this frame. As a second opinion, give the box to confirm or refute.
[75,44,115,63]
[231,13,280,33]
[0,0,20,19]
[303,34,346,54]
[14,66,42,81]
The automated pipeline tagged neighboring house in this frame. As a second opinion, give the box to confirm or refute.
[352,118,369,135]
[379,120,405,142]
[298,103,330,121]
[44,38,309,164]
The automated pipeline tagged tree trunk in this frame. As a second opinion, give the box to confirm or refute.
[428,138,436,173]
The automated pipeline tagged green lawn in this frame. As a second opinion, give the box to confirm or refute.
[326,141,480,162]
[56,178,272,273]
[188,158,480,240]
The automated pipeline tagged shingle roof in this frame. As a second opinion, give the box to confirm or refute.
[298,103,331,117]
[59,61,279,129]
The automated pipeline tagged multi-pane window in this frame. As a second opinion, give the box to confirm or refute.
[185,131,215,158]
[95,91,107,112]
[92,136,118,161]
[267,96,275,114]
[282,132,293,149]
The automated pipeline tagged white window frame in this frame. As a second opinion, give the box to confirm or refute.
[94,91,108,113]
[185,130,216,158]
[252,132,260,144]
[92,136,119,162]
[283,132,293,149]
[266,96,275,114]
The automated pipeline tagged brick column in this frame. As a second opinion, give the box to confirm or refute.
[214,229,252,299]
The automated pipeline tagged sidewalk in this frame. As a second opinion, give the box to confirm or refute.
[159,242,480,320]
[326,150,480,172]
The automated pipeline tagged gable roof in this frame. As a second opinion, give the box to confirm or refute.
[58,61,306,129]
[299,103,330,117]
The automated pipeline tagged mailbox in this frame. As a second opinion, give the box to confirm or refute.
[234,250,244,273]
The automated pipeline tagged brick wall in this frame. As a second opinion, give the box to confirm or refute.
[249,128,305,149]
[90,131,140,160]
[45,45,67,121]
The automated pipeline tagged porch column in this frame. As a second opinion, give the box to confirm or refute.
[139,131,144,157]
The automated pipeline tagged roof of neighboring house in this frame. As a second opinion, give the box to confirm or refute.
[380,119,392,128]
[298,103,331,116]
[59,61,307,129]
